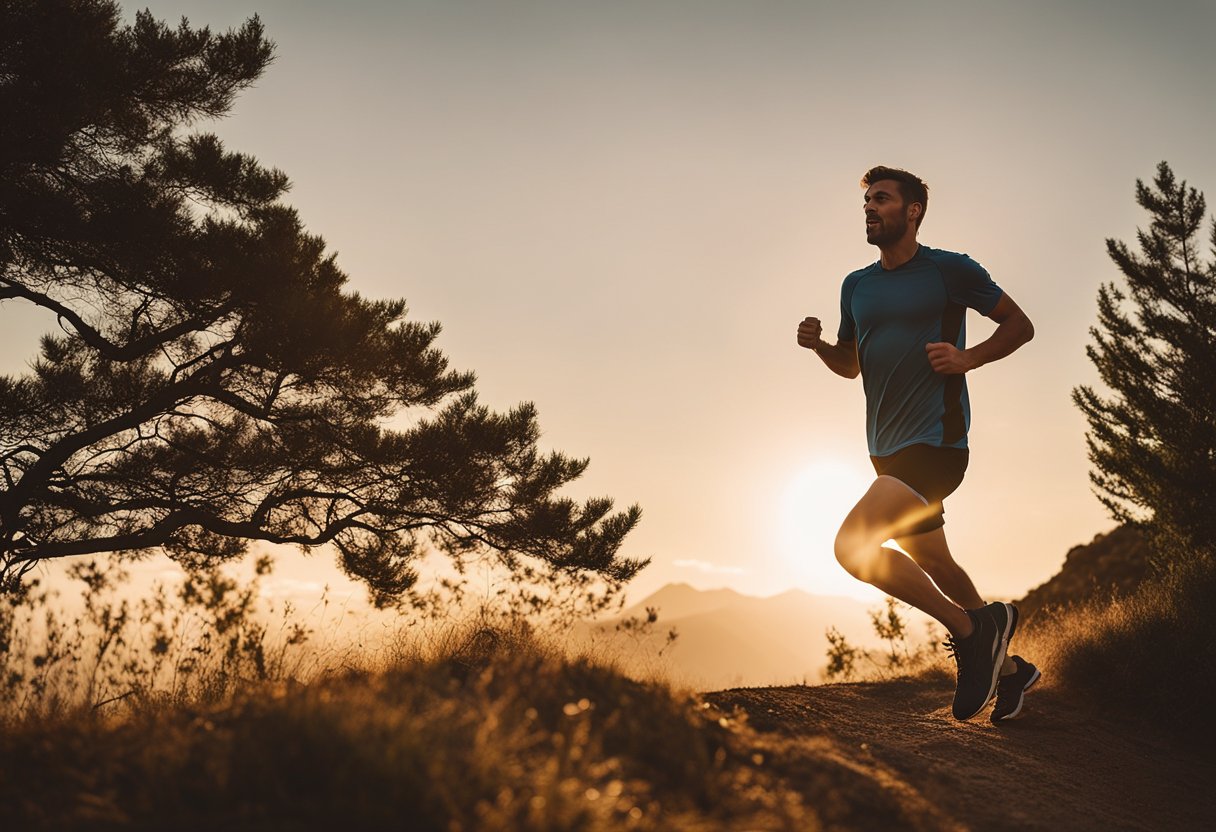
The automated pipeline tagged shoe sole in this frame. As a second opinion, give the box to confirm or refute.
[986,603,1016,709]
[993,666,1042,722]
[957,602,1015,720]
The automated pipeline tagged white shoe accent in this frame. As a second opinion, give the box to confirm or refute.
[984,603,1015,708]
[996,666,1041,721]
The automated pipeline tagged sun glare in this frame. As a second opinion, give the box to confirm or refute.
[775,457,885,602]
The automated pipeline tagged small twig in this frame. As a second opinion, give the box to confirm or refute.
[92,690,136,710]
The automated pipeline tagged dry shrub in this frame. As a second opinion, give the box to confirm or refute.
[823,597,945,683]
[2,556,946,829]
[1016,551,1216,745]
[0,613,825,830]
[0,557,324,722]
[1,559,825,829]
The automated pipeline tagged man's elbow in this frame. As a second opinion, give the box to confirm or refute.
[1021,315,1035,345]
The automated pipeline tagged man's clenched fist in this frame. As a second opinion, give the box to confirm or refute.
[925,341,977,374]
[797,317,823,350]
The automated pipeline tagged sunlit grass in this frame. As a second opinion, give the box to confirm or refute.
[2,627,791,829]
[0,559,839,829]
[4,541,1211,828]
[820,539,1216,749]
[1011,550,1216,743]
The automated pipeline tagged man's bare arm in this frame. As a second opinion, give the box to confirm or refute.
[797,316,860,379]
[925,293,1034,374]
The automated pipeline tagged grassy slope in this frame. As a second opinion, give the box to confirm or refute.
[1014,553,1216,746]
[4,537,1212,829]
[1,624,935,831]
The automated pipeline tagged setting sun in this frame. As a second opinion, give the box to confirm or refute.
[775,457,884,601]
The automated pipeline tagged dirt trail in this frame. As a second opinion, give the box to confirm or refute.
[706,675,1214,831]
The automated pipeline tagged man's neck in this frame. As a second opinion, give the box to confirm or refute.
[878,237,920,270]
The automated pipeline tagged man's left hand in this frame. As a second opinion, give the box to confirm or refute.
[926,342,976,374]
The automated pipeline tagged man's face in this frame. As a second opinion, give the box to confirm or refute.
[863,180,915,247]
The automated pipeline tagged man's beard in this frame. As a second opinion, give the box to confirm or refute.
[866,215,908,247]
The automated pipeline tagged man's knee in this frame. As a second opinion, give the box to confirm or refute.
[834,523,876,581]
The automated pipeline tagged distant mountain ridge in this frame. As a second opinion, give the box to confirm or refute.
[581,583,933,690]
[617,583,752,622]
[590,525,1152,690]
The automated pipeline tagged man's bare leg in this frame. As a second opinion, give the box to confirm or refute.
[834,475,973,638]
[837,476,1017,719]
[897,525,1016,675]
[895,528,984,610]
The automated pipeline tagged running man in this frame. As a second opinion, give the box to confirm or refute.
[797,166,1040,722]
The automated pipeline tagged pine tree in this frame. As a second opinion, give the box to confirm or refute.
[1073,162,1216,563]
[0,1,645,601]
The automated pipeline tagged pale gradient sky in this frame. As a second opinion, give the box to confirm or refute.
[5,0,1215,608]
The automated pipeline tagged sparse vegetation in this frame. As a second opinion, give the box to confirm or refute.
[3,527,1210,828]
[0,560,894,830]
[1013,547,1216,746]
[0,624,812,830]
[822,597,942,683]
[0,557,330,721]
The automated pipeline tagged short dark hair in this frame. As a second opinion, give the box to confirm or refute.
[861,166,929,226]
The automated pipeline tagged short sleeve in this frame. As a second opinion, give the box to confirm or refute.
[837,276,857,342]
[943,254,1003,315]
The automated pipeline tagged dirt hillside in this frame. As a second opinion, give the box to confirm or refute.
[706,674,1214,831]
[1017,525,1152,623]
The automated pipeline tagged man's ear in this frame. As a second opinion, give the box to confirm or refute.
[908,202,923,222]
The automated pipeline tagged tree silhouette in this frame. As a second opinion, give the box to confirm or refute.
[0,1,645,601]
[1073,162,1216,562]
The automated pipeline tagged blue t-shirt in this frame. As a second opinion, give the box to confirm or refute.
[837,245,1003,457]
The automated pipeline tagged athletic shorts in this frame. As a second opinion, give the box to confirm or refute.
[869,443,969,536]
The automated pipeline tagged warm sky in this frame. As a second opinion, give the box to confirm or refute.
[5,0,1216,609]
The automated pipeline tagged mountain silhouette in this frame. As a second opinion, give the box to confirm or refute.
[580,583,934,689]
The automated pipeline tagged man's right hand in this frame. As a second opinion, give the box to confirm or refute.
[798,318,860,379]
[797,316,823,350]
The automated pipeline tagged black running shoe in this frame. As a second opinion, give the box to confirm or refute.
[946,601,1014,721]
[991,655,1041,723]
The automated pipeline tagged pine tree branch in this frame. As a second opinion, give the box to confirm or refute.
[0,277,237,363]
[0,351,239,524]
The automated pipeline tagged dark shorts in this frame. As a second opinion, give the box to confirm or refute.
[869,443,969,536]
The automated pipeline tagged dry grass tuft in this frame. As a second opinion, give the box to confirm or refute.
[1014,552,1216,745]
[0,615,833,830]
[0,560,847,829]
